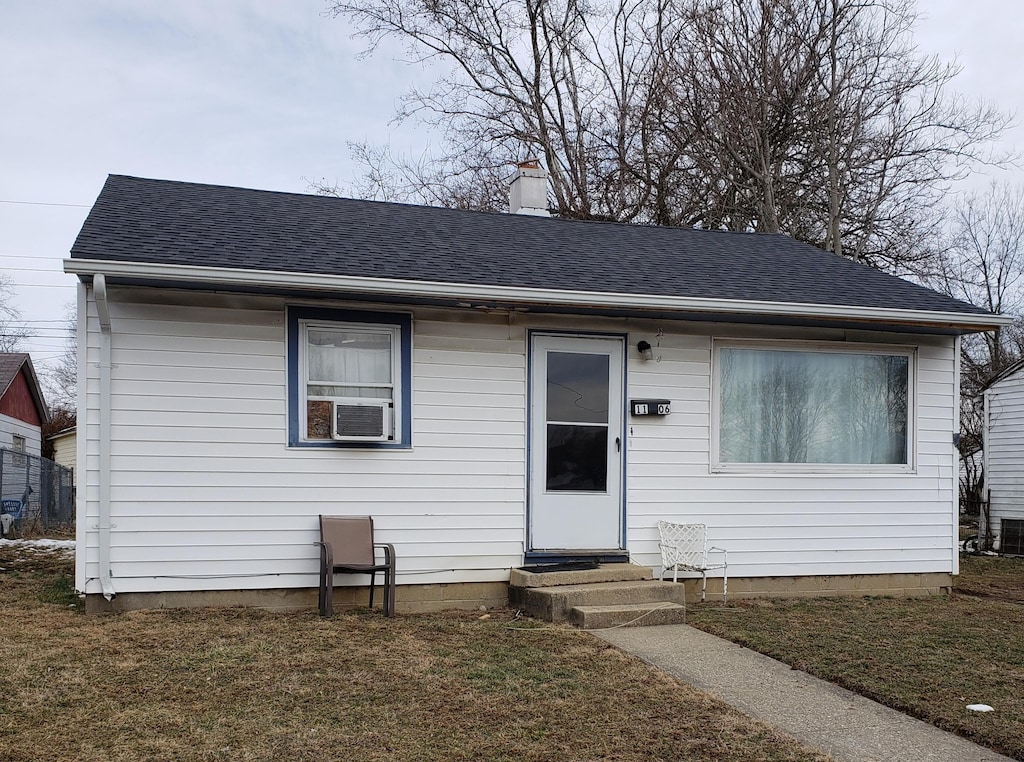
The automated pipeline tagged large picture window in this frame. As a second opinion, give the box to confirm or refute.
[714,343,913,470]
[287,307,412,448]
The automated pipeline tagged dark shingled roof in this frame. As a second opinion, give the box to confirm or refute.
[0,353,31,397]
[70,175,988,317]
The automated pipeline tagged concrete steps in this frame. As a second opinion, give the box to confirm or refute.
[570,602,687,629]
[508,563,686,629]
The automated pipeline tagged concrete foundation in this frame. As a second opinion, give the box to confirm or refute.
[82,571,953,614]
[84,581,510,615]
[688,571,953,602]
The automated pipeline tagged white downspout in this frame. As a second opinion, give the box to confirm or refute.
[952,334,961,576]
[982,385,991,549]
[94,274,116,600]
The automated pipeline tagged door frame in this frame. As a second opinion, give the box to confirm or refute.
[525,330,629,563]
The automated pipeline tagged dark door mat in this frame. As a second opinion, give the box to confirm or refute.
[517,561,601,574]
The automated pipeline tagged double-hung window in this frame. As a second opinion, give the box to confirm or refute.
[287,306,412,448]
[713,341,914,471]
[11,434,27,467]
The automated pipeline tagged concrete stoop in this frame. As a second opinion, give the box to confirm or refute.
[508,563,687,629]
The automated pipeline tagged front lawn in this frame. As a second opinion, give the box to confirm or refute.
[8,541,1020,760]
[0,542,826,762]
[689,554,1024,760]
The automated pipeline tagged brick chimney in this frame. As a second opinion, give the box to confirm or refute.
[508,160,550,216]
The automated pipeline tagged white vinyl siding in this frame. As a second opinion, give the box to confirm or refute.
[0,415,42,457]
[77,285,960,596]
[51,431,77,484]
[983,369,1024,550]
[78,288,525,595]
[624,328,957,579]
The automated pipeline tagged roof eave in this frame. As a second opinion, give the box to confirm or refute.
[982,357,1024,390]
[64,258,1011,335]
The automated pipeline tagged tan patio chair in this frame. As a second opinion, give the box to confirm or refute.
[657,521,728,603]
[318,515,396,617]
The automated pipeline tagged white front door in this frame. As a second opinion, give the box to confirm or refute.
[529,334,625,553]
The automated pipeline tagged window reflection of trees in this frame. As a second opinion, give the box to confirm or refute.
[546,352,609,422]
[720,349,909,465]
[545,351,611,491]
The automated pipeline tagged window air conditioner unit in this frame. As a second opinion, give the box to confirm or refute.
[332,400,392,441]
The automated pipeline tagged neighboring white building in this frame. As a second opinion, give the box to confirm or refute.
[48,427,77,486]
[64,173,1010,613]
[982,362,1024,554]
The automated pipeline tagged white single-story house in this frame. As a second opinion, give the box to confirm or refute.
[982,361,1024,554]
[64,171,1009,613]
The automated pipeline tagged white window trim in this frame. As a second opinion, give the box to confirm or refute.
[297,318,402,444]
[710,338,917,475]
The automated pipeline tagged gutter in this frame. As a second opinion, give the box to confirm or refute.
[94,274,116,600]
[64,259,1012,334]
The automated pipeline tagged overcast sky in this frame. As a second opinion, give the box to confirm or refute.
[2,0,1023,379]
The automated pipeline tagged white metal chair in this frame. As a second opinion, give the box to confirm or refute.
[657,521,728,603]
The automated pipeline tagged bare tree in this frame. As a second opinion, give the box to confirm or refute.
[664,0,1011,269]
[43,300,78,414]
[329,0,1011,274]
[0,273,29,353]
[328,0,689,221]
[308,141,512,210]
[933,182,1024,376]
[927,182,1024,523]
[664,0,828,234]
[810,0,1010,269]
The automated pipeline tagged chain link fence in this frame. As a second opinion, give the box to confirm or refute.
[0,448,74,536]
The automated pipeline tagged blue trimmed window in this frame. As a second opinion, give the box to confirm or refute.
[287,306,412,448]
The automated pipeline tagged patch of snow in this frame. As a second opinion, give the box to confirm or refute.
[967,704,995,712]
[0,538,75,552]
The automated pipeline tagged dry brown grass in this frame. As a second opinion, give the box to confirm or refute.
[690,554,1024,760]
[0,544,829,762]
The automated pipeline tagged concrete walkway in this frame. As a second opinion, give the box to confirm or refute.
[594,624,1014,762]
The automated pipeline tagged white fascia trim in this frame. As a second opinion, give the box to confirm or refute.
[64,259,1013,331]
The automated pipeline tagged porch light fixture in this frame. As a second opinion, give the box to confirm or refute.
[637,340,654,361]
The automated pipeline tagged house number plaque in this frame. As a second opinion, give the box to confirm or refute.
[630,399,671,416]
